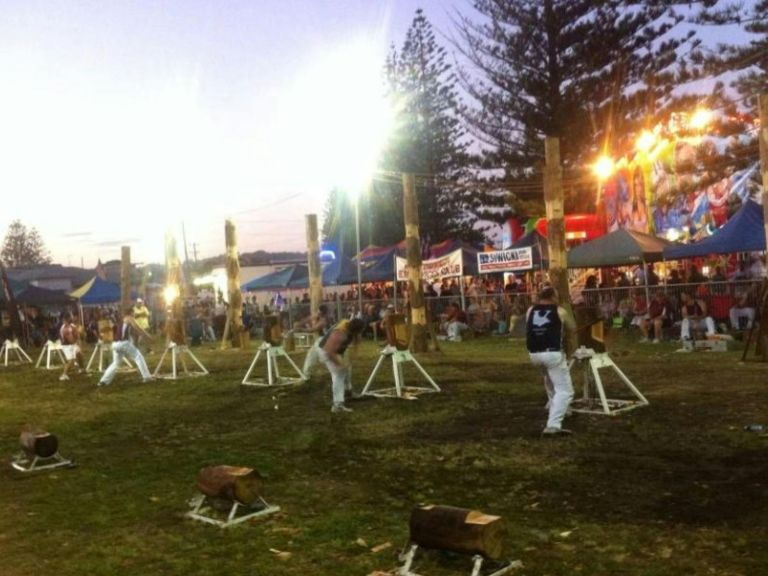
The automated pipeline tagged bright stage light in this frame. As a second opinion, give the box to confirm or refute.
[666,228,682,242]
[689,108,713,131]
[164,284,180,305]
[592,156,616,180]
[262,36,396,192]
[635,130,657,153]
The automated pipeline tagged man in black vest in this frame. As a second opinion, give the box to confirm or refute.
[98,305,155,387]
[526,286,577,436]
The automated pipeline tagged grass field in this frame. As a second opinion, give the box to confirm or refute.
[1,334,767,576]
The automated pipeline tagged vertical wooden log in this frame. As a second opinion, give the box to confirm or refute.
[403,173,427,352]
[305,214,322,318]
[121,246,131,313]
[544,137,575,351]
[165,232,186,344]
[225,219,248,349]
[759,94,768,272]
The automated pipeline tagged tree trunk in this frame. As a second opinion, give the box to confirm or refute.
[305,214,323,319]
[403,173,428,352]
[225,219,249,349]
[20,430,58,458]
[409,505,505,560]
[197,466,265,506]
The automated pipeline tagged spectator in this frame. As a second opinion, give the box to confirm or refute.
[729,292,755,331]
[639,292,668,343]
[680,293,715,341]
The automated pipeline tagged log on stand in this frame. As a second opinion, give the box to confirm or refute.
[20,430,59,458]
[409,505,505,560]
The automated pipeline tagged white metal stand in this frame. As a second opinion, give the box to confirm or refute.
[570,346,649,415]
[11,451,76,474]
[153,341,209,380]
[186,494,280,528]
[1,339,32,366]
[292,332,314,349]
[361,346,440,399]
[397,544,521,576]
[35,340,66,370]
[86,340,134,373]
[241,342,306,386]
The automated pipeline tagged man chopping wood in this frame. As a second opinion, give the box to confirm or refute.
[317,318,366,413]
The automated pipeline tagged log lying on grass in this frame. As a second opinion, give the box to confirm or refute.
[20,430,59,458]
[196,466,265,505]
[409,505,505,560]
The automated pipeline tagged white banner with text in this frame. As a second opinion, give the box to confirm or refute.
[396,249,463,282]
[477,247,533,273]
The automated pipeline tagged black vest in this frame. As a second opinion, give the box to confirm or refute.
[118,321,133,342]
[526,304,562,353]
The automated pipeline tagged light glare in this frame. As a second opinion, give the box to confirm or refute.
[592,156,615,180]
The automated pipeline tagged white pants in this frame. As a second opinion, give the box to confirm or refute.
[302,340,321,375]
[730,307,755,330]
[447,321,468,341]
[317,348,352,405]
[529,351,573,429]
[101,340,152,384]
[681,317,715,339]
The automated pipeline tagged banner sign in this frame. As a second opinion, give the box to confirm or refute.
[477,247,533,273]
[396,249,463,282]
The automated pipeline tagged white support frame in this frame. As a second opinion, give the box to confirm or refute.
[11,451,75,473]
[241,342,305,387]
[1,339,32,366]
[153,341,209,380]
[361,346,440,399]
[292,332,314,349]
[186,493,280,528]
[570,347,649,416]
[35,340,66,370]
[397,544,520,576]
[86,340,134,373]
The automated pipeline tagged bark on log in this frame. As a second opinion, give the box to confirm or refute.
[20,430,59,458]
[197,466,264,505]
[409,505,505,560]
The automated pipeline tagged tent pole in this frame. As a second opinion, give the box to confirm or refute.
[393,253,397,310]
[460,276,466,310]
[643,259,651,306]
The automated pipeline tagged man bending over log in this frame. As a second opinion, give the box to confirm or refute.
[317,318,365,413]
[98,305,155,387]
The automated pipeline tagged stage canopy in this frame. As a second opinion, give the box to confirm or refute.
[664,199,765,259]
[69,277,123,305]
[567,228,676,268]
[241,257,358,291]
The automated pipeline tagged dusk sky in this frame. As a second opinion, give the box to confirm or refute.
[1,0,457,268]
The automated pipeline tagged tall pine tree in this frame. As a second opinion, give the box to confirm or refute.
[454,0,705,216]
[379,9,480,246]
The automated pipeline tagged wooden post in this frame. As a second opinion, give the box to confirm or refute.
[120,246,131,313]
[403,173,427,352]
[409,505,505,560]
[305,214,322,318]
[165,232,186,344]
[197,466,265,505]
[225,219,248,349]
[759,94,768,270]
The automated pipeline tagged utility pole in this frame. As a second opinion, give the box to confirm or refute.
[543,137,570,304]
[403,173,427,352]
[759,94,768,268]
[305,214,322,318]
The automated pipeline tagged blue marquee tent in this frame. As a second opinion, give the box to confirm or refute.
[242,257,359,291]
[664,199,765,259]
[69,277,123,305]
[509,230,549,270]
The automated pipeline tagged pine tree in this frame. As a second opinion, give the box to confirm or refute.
[380,9,481,245]
[1,220,52,267]
[454,0,705,216]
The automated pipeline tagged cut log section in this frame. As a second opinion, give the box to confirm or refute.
[196,466,265,506]
[20,430,59,458]
[409,505,505,560]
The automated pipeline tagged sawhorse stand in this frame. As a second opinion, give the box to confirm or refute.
[1,339,32,366]
[35,340,66,370]
[361,346,440,399]
[570,346,649,415]
[241,342,305,387]
[153,341,209,380]
[86,340,134,373]
[398,544,520,576]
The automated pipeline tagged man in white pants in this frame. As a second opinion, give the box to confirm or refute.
[317,318,365,413]
[680,293,716,340]
[300,304,332,379]
[98,306,155,386]
[526,286,577,436]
